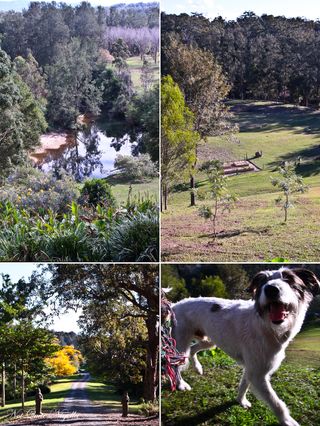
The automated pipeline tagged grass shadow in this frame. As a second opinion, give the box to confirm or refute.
[199,226,272,240]
[164,400,237,426]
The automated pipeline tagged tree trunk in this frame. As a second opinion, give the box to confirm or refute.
[13,364,17,400]
[284,194,289,222]
[143,313,158,402]
[1,363,5,407]
[162,183,168,211]
[21,364,25,412]
[190,175,196,206]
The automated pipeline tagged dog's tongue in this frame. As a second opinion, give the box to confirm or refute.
[269,304,287,322]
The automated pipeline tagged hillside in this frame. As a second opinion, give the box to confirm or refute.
[162,101,320,262]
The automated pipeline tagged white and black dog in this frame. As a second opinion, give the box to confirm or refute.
[172,268,320,426]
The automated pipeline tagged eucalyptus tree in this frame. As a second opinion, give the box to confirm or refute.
[162,36,234,206]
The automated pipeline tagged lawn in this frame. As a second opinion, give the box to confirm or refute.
[106,176,159,204]
[162,322,320,426]
[0,375,80,422]
[127,55,159,90]
[86,378,156,415]
[162,101,320,262]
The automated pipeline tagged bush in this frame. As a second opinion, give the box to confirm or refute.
[114,154,158,182]
[0,166,79,214]
[0,201,159,262]
[109,211,159,261]
[80,178,116,208]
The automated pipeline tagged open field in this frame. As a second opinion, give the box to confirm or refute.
[162,101,320,262]
[162,322,320,426]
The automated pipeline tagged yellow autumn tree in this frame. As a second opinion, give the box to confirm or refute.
[47,345,83,376]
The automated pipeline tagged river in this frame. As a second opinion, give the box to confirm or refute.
[31,118,136,181]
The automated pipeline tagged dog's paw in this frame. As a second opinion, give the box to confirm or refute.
[177,380,192,391]
[194,361,203,375]
[237,397,251,409]
[281,416,300,426]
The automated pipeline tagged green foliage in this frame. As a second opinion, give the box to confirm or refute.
[109,211,159,262]
[0,200,158,262]
[95,66,122,112]
[162,12,320,106]
[0,47,47,178]
[161,75,199,209]
[126,83,159,162]
[114,154,158,182]
[46,38,101,128]
[271,163,308,222]
[161,265,189,302]
[162,35,234,139]
[190,276,228,298]
[13,53,47,106]
[0,166,80,215]
[80,178,116,208]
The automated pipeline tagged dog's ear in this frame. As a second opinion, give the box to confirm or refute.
[247,272,268,296]
[291,268,320,296]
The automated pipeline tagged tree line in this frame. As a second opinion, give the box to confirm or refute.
[162,264,320,315]
[162,11,320,107]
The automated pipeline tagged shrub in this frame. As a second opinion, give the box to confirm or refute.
[114,154,158,181]
[0,166,79,214]
[80,178,116,208]
[109,211,159,261]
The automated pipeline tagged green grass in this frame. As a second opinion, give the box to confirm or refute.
[107,176,159,204]
[86,380,122,410]
[86,378,156,415]
[127,55,159,91]
[0,375,79,421]
[286,320,320,367]
[162,323,320,425]
[162,101,320,262]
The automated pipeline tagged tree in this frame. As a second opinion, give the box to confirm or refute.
[161,75,199,210]
[34,264,159,402]
[47,345,82,376]
[0,47,47,178]
[46,38,101,128]
[0,274,47,408]
[271,163,308,222]
[162,36,234,206]
[1,322,57,411]
[198,160,237,238]
[13,53,47,107]
[126,84,159,163]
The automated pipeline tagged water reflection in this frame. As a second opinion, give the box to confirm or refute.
[36,119,136,181]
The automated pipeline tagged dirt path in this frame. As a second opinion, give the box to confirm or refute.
[4,374,158,426]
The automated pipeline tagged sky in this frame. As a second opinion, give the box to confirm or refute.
[0,263,81,333]
[0,0,155,5]
[162,0,320,21]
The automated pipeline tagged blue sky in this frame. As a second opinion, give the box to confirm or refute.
[162,0,320,20]
[0,263,80,332]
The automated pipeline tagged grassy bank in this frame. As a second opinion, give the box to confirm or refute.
[162,101,320,262]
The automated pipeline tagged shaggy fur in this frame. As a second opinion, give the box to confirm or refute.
[172,268,320,426]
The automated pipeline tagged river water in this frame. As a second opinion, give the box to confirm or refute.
[34,119,136,181]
